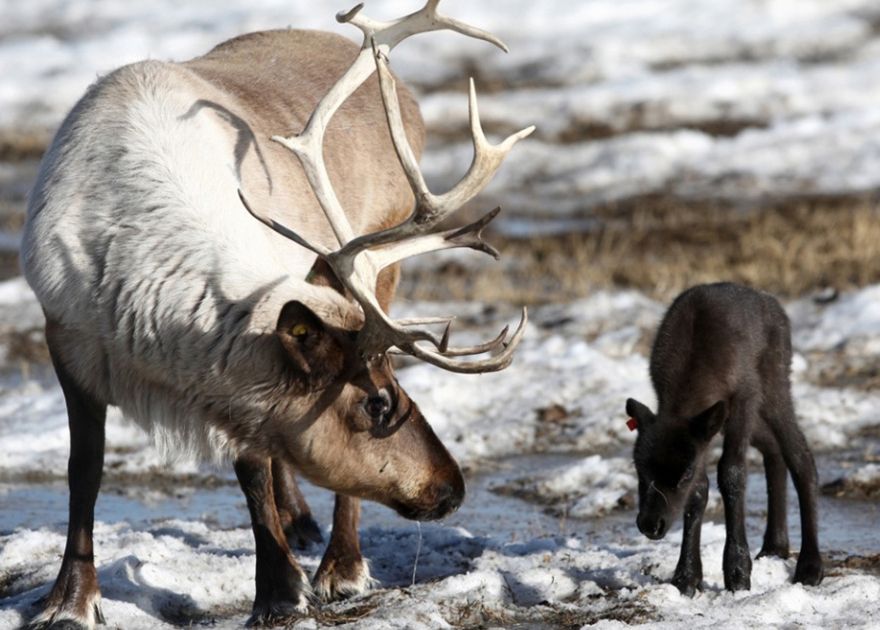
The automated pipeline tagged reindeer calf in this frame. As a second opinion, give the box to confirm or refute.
[625,282,823,595]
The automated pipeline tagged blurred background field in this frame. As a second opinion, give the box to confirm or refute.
[3,1,880,300]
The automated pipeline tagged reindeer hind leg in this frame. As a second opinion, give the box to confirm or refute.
[271,458,323,549]
[752,423,790,559]
[313,495,374,601]
[769,398,824,586]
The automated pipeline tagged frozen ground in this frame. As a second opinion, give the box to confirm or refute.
[2,277,880,628]
[2,0,880,237]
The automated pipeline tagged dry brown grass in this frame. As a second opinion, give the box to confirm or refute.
[399,198,880,304]
[0,129,52,162]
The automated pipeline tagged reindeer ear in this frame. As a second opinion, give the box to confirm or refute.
[625,398,656,430]
[276,301,339,375]
[689,400,727,442]
[305,257,346,296]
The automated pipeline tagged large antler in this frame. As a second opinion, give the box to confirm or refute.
[240,1,533,373]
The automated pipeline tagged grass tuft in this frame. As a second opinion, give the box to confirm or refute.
[400,198,880,304]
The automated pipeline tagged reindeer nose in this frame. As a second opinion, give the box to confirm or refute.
[364,389,392,420]
[434,481,463,516]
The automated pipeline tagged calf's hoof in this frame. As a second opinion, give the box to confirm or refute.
[757,542,790,560]
[723,545,752,592]
[793,554,824,586]
[723,568,751,592]
[313,555,375,602]
[671,571,702,597]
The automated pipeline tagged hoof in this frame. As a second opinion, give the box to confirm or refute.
[28,596,103,630]
[794,554,824,586]
[723,545,752,592]
[27,616,94,630]
[723,570,751,592]
[246,593,310,628]
[313,556,375,602]
[757,542,790,560]
[284,513,324,550]
[671,573,702,597]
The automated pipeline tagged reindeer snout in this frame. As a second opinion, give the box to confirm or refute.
[417,465,466,520]
[430,478,465,518]
[393,466,466,521]
[638,513,667,540]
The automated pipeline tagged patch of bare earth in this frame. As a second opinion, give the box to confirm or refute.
[400,198,880,305]
[444,594,655,629]
[821,475,880,501]
[824,550,880,577]
[805,351,880,391]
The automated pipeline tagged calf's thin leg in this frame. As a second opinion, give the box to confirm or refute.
[752,425,790,559]
[313,495,373,601]
[718,396,755,592]
[30,344,107,630]
[271,458,323,549]
[770,402,823,585]
[234,454,310,626]
[672,465,709,596]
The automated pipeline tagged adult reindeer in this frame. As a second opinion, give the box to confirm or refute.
[21,2,532,627]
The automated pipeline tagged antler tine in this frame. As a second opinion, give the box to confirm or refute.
[238,190,331,257]
[396,316,455,326]
[339,0,508,52]
[361,206,501,272]
[437,324,509,357]
[401,308,528,374]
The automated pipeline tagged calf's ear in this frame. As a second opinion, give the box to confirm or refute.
[626,398,656,429]
[689,400,727,441]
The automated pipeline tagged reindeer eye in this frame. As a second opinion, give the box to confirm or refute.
[291,324,311,337]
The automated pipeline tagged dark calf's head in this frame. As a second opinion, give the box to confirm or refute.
[270,299,464,521]
[626,397,726,540]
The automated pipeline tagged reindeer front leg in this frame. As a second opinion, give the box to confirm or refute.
[313,495,374,600]
[718,397,755,591]
[234,454,310,626]
[672,465,709,596]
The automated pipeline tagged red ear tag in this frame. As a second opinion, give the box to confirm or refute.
[626,417,638,432]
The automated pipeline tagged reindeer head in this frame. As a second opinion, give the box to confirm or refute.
[265,297,462,519]
[626,398,727,539]
[242,1,532,520]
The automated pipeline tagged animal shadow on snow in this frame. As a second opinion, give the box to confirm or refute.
[358,525,488,586]
[7,555,204,627]
[98,555,208,624]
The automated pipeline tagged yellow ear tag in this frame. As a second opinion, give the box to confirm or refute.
[291,323,310,338]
